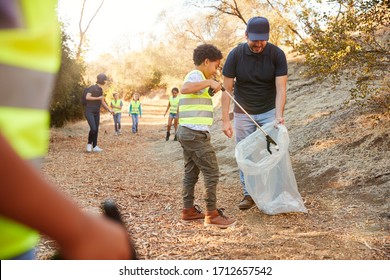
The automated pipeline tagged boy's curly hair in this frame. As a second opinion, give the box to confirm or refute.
[193,44,223,66]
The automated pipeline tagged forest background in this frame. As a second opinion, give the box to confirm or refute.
[37,0,390,260]
[51,0,389,127]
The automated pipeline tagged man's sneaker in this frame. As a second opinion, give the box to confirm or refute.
[204,208,236,229]
[238,195,255,210]
[173,134,178,141]
[118,129,122,135]
[86,144,92,152]
[181,205,205,223]
[166,131,170,141]
[92,146,103,152]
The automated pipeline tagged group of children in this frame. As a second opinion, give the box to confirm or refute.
[110,88,180,141]
[109,92,142,135]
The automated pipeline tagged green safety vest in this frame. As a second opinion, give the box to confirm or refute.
[0,0,61,259]
[130,100,140,115]
[111,99,122,114]
[169,96,179,114]
[178,70,213,125]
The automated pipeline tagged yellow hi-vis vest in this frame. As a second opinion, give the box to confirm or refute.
[130,100,140,115]
[0,0,61,259]
[111,99,122,114]
[178,70,213,125]
[169,96,179,114]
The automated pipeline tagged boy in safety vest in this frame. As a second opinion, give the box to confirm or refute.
[164,87,180,141]
[177,44,236,229]
[0,0,133,259]
[129,93,142,133]
[111,92,123,135]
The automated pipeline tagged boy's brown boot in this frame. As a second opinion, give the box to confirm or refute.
[204,208,236,229]
[181,205,205,223]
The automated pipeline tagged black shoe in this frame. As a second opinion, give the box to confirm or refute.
[166,132,170,141]
[173,134,177,141]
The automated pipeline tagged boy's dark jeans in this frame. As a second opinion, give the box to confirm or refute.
[177,125,219,211]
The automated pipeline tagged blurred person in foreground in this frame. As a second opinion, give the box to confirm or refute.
[0,0,134,260]
[221,16,288,210]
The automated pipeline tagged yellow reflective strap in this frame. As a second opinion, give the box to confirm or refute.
[0,216,39,260]
[0,107,49,159]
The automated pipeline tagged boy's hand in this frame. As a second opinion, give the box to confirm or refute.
[209,79,222,93]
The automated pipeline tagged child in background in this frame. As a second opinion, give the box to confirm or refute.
[111,92,123,135]
[129,93,142,134]
[164,87,180,141]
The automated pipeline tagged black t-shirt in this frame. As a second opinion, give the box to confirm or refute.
[222,42,288,114]
[86,84,103,110]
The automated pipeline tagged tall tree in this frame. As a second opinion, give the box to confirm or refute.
[188,0,298,45]
[294,0,389,111]
[50,28,85,127]
[76,0,105,61]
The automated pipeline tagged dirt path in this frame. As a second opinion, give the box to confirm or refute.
[38,94,389,260]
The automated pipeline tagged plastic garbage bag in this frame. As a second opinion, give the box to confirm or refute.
[235,122,307,215]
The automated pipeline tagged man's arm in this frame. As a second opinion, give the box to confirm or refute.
[275,75,287,125]
[222,76,235,138]
[86,92,103,101]
[101,99,113,114]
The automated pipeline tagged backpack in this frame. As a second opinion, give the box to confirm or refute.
[81,86,90,106]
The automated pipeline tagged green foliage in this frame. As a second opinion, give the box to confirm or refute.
[294,0,389,113]
[49,29,85,127]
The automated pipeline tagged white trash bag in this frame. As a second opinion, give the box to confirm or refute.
[235,122,307,215]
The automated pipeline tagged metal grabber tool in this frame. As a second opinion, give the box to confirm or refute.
[209,85,279,154]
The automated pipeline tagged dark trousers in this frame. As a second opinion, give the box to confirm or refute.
[177,126,219,211]
[85,108,100,147]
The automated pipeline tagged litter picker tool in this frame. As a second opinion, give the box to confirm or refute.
[209,85,279,154]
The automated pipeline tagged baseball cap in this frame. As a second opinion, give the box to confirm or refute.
[97,73,107,83]
[246,17,270,41]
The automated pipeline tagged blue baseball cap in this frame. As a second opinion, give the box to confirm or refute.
[246,17,270,41]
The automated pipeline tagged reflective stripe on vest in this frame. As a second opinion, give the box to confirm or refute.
[169,96,179,114]
[0,64,56,110]
[178,70,213,125]
[130,100,140,114]
[0,0,60,260]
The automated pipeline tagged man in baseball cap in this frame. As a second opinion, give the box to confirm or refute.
[246,16,270,41]
[84,73,113,153]
[222,16,288,210]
